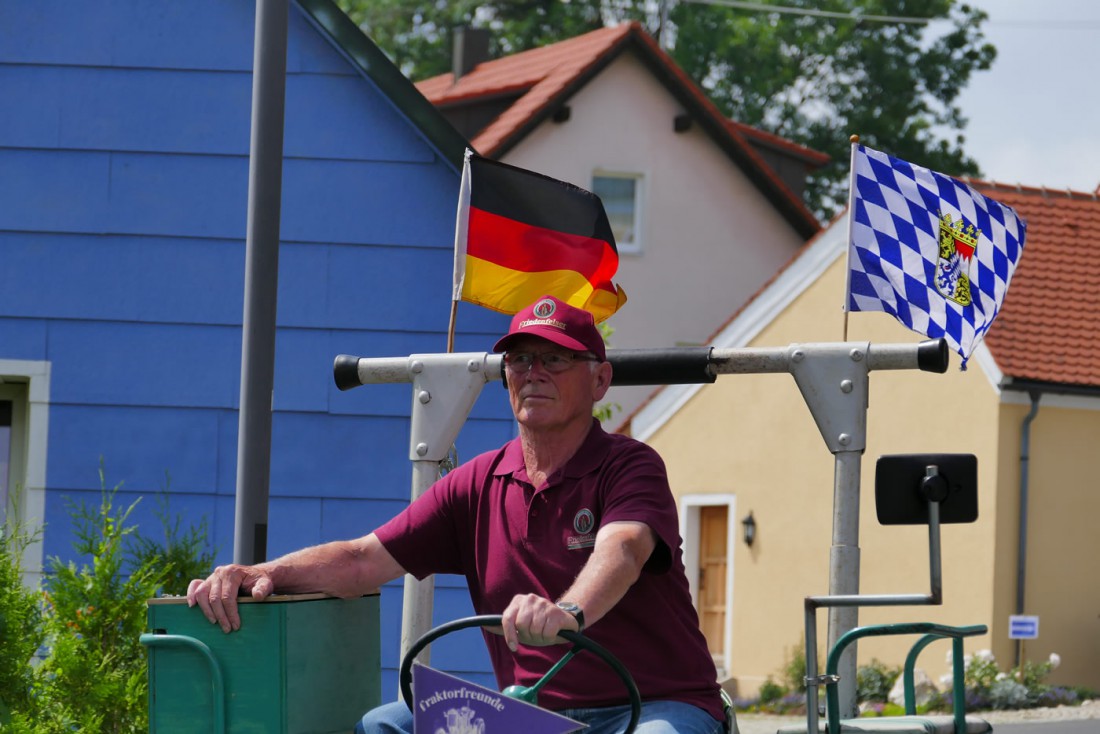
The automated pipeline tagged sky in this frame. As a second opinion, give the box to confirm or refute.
[949,0,1100,193]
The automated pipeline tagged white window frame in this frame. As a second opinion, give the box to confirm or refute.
[0,360,50,589]
[679,493,737,678]
[592,171,644,255]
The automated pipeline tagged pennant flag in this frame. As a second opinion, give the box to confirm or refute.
[413,663,585,734]
[453,150,627,322]
[846,144,1027,368]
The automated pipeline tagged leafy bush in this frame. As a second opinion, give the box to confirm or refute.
[0,464,215,732]
[857,658,900,703]
[990,678,1029,710]
[34,485,165,733]
[782,637,809,693]
[733,636,816,713]
[0,519,45,726]
[127,478,216,597]
[737,637,1097,716]
[933,647,1077,712]
[758,677,785,704]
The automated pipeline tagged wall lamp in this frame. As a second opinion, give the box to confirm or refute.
[741,511,756,547]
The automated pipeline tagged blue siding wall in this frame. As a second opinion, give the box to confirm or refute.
[1,0,508,690]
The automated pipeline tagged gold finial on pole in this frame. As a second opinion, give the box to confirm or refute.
[850,134,860,144]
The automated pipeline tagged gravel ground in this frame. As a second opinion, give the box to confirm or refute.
[733,699,1100,734]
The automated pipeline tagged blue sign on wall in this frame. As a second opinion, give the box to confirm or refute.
[1008,615,1039,640]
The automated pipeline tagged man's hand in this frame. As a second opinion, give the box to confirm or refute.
[499,593,580,652]
[186,564,274,633]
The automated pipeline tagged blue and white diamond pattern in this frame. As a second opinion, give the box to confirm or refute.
[847,145,1026,366]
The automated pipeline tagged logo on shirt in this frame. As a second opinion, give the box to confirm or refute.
[567,508,596,551]
[573,509,594,534]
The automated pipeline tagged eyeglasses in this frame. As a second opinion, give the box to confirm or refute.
[503,351,599,374]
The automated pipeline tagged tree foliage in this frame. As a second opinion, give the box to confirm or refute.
[338,0,664,80]
[670,0,995,215]
[337,0,995,219]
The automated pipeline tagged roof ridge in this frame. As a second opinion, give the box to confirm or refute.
[965,177,1100,201]
[726,120,830,164]
[417,22,634,105]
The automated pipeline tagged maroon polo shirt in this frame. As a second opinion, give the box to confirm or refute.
[375,420,723,722]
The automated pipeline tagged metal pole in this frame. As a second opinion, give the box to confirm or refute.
[399,460,440,689]
[828,450,862,718]
[234,0,288,565]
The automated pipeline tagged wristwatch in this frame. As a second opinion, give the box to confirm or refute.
[556,601,585,633]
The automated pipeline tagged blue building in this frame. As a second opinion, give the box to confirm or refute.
[1,0,508,690]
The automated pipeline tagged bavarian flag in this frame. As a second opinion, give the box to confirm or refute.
[452,150,627,322]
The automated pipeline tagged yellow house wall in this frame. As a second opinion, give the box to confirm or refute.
[992,401,1100,690]
[649,254,1006,695]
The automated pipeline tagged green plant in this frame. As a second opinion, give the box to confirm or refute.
[962,649,1000,698]
[857,658,900,704]
[0,463,218,732]
[989,678,1029,710]
[782,637,809,694]
[938,647,1074,711]
[33,474,166,734]
[0,517,45,725]
[758,677,786,704]
[126,475,216,596]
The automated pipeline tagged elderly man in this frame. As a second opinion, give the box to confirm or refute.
[187,295,726,733]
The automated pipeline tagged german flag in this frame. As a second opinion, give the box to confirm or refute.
[452,151,627,322]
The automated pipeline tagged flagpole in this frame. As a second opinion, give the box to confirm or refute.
[448,149,474,353]
[842,134,860,342]
[446,299,458,353]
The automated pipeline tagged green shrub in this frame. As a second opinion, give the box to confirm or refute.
[126,477,216,597]
[942,647,1080,711]
[782,637,809,693]
[0,518,45,726]
[0,463,216,732]
[857,658,900,703]
[990,678,1029,710]
[759,677,787,704]
[34,483,166,733]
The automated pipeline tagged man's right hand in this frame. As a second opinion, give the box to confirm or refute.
[186,564,275,633]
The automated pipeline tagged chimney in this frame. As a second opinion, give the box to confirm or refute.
[452,26,490,82]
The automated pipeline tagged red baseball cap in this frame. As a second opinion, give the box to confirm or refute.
[493,295,606,361]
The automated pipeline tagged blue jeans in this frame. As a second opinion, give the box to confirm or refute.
[356,698,724,733]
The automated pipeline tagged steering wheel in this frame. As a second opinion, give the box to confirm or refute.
[399,614,641,734]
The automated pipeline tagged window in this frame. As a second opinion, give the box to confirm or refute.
[0,361,49,586]
[0,383,28,524]
[592,173,643,254]
[0,399,10,515]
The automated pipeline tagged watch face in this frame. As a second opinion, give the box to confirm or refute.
[557,602,580,614]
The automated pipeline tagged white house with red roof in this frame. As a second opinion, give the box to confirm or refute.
[629,181,1100,695]
[417,23,827,429]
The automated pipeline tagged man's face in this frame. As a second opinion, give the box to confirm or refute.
[503,336,611,433]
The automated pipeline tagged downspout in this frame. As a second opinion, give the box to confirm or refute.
[1014,389,1041,667]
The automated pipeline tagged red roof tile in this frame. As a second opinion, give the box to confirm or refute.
[417,24,634,154]
[416,22,823,239]
[976,182,1100,389]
